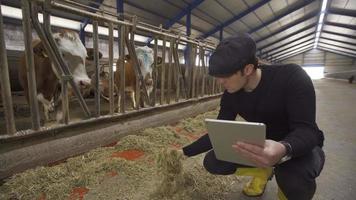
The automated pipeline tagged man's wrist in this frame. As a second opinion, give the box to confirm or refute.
[278,141,292,164]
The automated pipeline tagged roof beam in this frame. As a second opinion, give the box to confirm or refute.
[328,7,356,18]
[249,0,314,34]
[318,46,356,58]
[320,36,356,47]
[324,21,356,30]
[270,40,315,58]
[201,0,271,38]
[163,0,205,29]
[276,47,313,61]
[80,0,104,44]
[322,30,356,40]
[256,10,318,43]
[257,24,316,52]
[319,41,356,52]
[260,32,315,58]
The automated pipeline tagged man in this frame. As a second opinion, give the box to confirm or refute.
[181,33,325,200]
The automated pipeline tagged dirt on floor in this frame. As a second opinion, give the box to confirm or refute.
[0,109,242,200]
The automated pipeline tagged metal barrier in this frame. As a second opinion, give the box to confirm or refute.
[0,0,223,137]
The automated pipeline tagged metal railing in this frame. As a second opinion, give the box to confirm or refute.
[0,0,223,137]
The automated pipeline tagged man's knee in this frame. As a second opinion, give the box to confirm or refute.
[274,147,324,200]
[203,150,237,175]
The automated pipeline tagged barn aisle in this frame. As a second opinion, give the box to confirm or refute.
[225,78,356,199]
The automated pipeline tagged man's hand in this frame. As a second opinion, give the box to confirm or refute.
[232,140,287,167]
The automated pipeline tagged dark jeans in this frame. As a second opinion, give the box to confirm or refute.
[203,146,325,200]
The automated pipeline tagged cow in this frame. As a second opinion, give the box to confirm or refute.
[19,30,91,123]
[114,46,161,109]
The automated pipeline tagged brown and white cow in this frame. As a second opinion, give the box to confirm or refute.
[19,30,91,122]
[114,46,160,109]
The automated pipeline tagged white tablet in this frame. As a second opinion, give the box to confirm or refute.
[205,118,266,166]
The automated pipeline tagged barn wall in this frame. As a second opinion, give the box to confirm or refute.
[282,49,356,80]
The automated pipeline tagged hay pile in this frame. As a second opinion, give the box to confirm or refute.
[0,109,240,200]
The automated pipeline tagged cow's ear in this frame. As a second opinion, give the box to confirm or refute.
[33,41,48,58]
[156,57,162,65]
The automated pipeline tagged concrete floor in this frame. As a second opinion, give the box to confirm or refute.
[226,78,356,200]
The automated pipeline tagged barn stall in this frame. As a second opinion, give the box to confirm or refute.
[2,0,356,200]
[0,0,222,185]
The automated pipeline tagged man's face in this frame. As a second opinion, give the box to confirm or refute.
[216,70,247,93]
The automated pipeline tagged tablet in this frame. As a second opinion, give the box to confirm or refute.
[205,118,266,166]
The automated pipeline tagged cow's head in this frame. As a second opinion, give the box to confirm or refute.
[53,30,91,92]
[134,46,156,96]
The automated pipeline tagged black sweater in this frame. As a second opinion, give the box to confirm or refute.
[183,64,324,158]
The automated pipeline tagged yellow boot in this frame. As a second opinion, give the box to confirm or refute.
[277,187,288,200]
[236,167,273,197]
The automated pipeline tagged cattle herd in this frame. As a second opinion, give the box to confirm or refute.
[17,29,160,124]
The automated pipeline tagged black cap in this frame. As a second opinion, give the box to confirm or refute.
[209,32,256,77]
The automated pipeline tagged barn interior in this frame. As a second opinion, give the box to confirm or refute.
[0,0,355,199]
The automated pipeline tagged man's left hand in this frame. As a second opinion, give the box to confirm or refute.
[232,140,286,167]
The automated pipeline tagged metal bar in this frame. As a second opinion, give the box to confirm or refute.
[200,46,206,97]
[164,0,205,29]
[21,0,41,130]
[160,36,166,105]
[124,26,150,108]
[132,31,140,109]
[61,76,69,124]
[152,36,158,106]
[119,25,125,113]
[48,1,216,50]
[167,38,173,104]
[172,39,180,102]
[108,22,114,115]
[191,45,197,98]
[93,20,101,117]
[0,1,16,134]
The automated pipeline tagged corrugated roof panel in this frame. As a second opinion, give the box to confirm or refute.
[269,0,288,13]
[257,17,317,48]
[267,35,315,55]
[242,0,261,7]
[330,0,356,9]
[239,13,262,31]
[253,3,274,27]
[229,20,250,33]
[327,14,356,25]
[198,0,234,23]
[261,27,315,52]
[221,0,248,14]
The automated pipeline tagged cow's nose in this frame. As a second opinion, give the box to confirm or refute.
[79,79,91,89]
